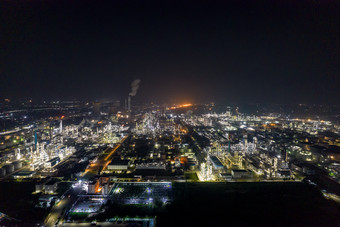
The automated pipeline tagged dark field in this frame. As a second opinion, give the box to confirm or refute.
[157,182,340,227]
[1,182,339,226]
[0,182,48,226]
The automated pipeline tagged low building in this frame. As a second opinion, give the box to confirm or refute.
[291,163,316,175]
[35,183,44,193]
[209,156,224,170]
[88,180,100,194]
[231,169,253,179]
[38,194,55,207]
[136,162,166,170]
[220,173,232,181]
[13,171,35,179]
[44,180,58,194]
[278,168,291,178]
[45,157,60,168]
[102,183,111,195]
[107,159,130,171]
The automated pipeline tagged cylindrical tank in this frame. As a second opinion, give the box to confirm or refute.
[0,168,6,177]
[4,164,14,173]
[13,161,22,170]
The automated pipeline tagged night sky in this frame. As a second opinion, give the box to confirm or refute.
[0,0,339,104]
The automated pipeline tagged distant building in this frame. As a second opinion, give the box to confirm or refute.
[231,169,253,179]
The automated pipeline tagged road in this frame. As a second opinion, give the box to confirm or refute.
[82,135,129,180]
[44,187,82,227]
[322,191,340,203]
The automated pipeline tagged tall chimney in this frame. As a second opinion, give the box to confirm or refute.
[128,95,131,111]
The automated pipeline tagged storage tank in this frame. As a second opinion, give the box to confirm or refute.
[13,161,22,170]
[4,164,14,173]
[0,168,6,177]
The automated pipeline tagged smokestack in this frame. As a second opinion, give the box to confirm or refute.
[127,79,140,111]
[129,79,141,97]
[128,95,131,111]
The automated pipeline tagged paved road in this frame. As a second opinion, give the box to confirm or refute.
[82,135,129,180]
[44,187,82,227]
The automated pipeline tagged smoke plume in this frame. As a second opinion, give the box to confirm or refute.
[129,79,141,96]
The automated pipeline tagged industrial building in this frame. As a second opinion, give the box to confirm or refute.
[107,159,130,171]
[231,169,253,179]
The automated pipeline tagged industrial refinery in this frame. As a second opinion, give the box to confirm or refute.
[0,99,339,226]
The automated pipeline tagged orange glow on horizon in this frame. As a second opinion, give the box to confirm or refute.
[168,103,193,110]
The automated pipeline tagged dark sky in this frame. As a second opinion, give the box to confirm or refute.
[0,0,339,104]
